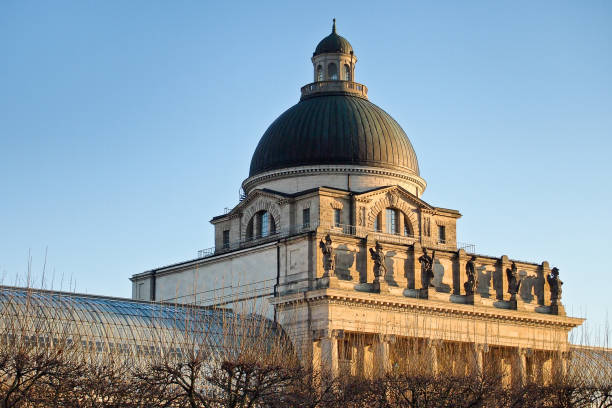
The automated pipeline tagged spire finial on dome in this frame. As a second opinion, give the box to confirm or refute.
[332,18,336,33]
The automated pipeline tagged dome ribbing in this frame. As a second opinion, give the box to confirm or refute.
[249,94,420,177]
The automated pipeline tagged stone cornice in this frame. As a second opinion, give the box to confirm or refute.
[271,289,583,330]
[421,207,461,218]
[242,165,427,194]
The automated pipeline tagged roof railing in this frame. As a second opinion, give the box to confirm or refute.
[322,223,476,252]
[196,222,476,260]
[300,80,368,99]
[196,223,320,259]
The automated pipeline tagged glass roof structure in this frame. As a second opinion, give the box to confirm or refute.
[0,286,283,360]
[569,345,612,386]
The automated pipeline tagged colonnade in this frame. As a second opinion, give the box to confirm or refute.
[311,330,568,385]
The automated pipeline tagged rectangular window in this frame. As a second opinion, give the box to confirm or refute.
[386,208,398,234]
[438,225,446,244]
[137,282,145,300]
[302,208,310,228]
[222,230,230,249]
[334,209,341,227]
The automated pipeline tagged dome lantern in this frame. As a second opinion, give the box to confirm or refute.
[312,19,357,84]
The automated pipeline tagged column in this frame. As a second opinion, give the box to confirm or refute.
[312,336,322,376]
[542,353,553,385]
[453,344,467,376]
[355,342,365,377]
[471,343,485,375]
[429,340,439,375]
[364,342,374,377]
[373,335,391,377]
[320,331,339,378]
[552,351,568,381]
[512,348,528,386]
[533,352,544,385]
[310,330,327,389]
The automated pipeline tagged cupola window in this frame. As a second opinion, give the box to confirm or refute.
[344,64,351,81]
[328,63,338,80]
[317,65,324,82]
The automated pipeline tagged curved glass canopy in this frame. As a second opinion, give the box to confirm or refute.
[0,286,283,359]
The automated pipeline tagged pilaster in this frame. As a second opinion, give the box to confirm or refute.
[365,236,375,285]
[413,242,432,299]
[499,255,510,301]
[319,330,340,378]
[456,249,467,296]
[540,261,551,306]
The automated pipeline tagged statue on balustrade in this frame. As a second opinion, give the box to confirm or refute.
[464,256,478,296]
[369,241,387,279]
[547,267,563,305]
[419,248,435,289]
[319,234,335,275]
[506,262,521,301]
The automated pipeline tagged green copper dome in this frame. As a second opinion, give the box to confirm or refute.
[314,19,353,56]
[248,94,420,177]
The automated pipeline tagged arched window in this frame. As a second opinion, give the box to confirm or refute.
[246,218,254,240]
[404,220,412,237]
[246,211,276,240]
[386,208,399,234]
[374,212,382,232]
[328,63,338,80]
[317,65,324,81]
[374,208,411,235]
[344,64,351,81]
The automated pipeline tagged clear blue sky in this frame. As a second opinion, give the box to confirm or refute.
[1,1,610,343]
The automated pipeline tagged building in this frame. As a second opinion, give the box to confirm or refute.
[130,21,585,383]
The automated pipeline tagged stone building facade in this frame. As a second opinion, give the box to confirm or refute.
[131,21,582,384]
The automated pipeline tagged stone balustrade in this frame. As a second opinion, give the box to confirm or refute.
[300,80,368,99]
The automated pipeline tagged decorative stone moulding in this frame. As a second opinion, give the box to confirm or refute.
[242,165,427,196]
